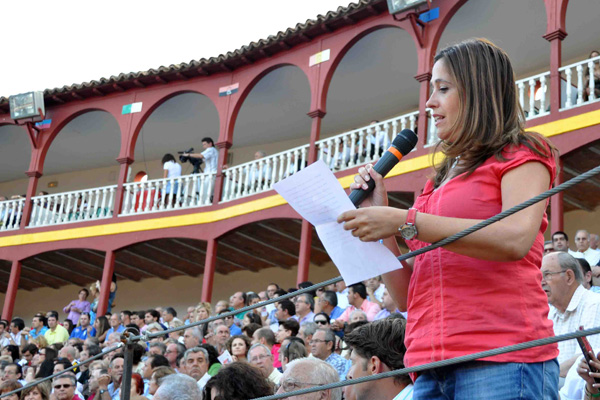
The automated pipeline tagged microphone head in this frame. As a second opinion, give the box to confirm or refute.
[391,129,418,156]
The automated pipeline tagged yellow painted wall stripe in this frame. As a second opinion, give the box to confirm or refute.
[1,109,599,248]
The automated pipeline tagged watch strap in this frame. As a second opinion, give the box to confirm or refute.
[406,207,418,225]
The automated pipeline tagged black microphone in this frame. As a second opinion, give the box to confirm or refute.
[349,129,418,207]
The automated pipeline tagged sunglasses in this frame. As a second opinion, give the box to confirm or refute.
[53,384,72,389]
[314,320,328,325]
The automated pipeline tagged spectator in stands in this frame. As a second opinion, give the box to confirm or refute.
[583,50,600,102]
[148,342,166,356]
[199,344,222,377]
[297,322,318,347]
[276,320,299,346]
[577,258,600,293]
[218,311,242,336]
[52,374,79,400]
[333,283,380,331]
[276,358,342,400]
[248,343,282,385]
[542,252,600,378]
[335,281,350,310]
[164,342,185,370]
[181,137,219,174]
[161,154,182,201]
[294,293,315,325]
[148,366,175,396]
[242,322,261,339]
[225,335,251,362]
[5,318,24,347]
[104,314,125,344]
[2,364,24,385]
[1,346,19,364]
[553,231,575,254]
[144,310,166,331]
[214,300,228,315]
[119,311,132,327]
[44,312,70,345]
[63,319,75,336]
[591,233,599,251]
[318,291,345,321]
[161,307,181,329]
[154,373,202,400]
[70,313,92,340]
[63,289,91,328]
[310,328,350,380]
[58,346,78,367]
[229,291,247,320]
[131,311,146,333]
[267,283,280,299]
[213,325,230,355]
[544,240,554,254]
[374,289,398,320]
[313,313,331,329]
[92,316,110,343]
[105,354,124,400]
[573,229,600,267]
[142,354,170,391]
[345,317,412,400]
[204,362,273,400]
[276,299,296,322]
[27,314,48,340]
[21,344,38,367]
[365,275,385,305]
[0,379,21,400]
[20,382,50,400]
[349,310,367,323]
[242,312,261,328]
[182,347,210,391]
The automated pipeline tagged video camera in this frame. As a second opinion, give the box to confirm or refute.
[178,148,203,174]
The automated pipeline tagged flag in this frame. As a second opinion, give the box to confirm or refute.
[219,83,239,97]
[35,119,52,129]
[122,102,143,115]
[309,49,331,67]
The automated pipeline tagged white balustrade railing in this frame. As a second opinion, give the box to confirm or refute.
[316,110,420,172]
[221,145,309,202]
[516,71,551,120]
[426,108,439,146]
[29,186,116,228]
[0,198,25,231]
[120,172,216,215]
[559,54,600,110]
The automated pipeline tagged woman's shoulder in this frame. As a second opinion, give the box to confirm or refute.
[489,142,556,179]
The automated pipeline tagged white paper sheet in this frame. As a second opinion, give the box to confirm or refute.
[274,160,402,285]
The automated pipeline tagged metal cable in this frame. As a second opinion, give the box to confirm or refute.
[0,343,124,399]
[254,325,600,400]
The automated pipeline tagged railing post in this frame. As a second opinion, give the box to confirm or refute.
[306,109,326,164]
[543,29,567,114]
[114,157,134,216]
[97,250,116,317]
[213,141,232,203]
[1,261,21,321]
[297,221,312,285]
[20,171,42,229]
[121,341,134,400]
[201,238,217,302]
[415,72,432,147]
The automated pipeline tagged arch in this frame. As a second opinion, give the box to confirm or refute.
[0,124,33,190]
[321,25,420,137]
[129,90,220,162]
[320,24,410,112]
[38,109,121,182]
[227,63,311,146]
[562,0,599,64]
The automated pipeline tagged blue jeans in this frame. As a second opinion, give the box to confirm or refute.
[413,359,559,400]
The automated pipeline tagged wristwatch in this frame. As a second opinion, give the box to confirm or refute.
[399,208,418,240]
[99,389,108,395]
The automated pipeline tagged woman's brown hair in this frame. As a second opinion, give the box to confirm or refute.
[431,38,557,187]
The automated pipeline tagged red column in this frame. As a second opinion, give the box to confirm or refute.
[551,160,564,234]
[296,109,326,285]
[2,261,22,321]
[201,239,217,302]
[212,141,232,203]
[113,157,134,216]
[415,73,432,146]
[97,251,116,317]
[543,29,567,114]
[19,171,42,229]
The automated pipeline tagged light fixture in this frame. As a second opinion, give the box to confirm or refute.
[387,0,428,15]
[8,91,45,120]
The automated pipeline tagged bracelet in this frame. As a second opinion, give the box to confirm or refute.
[585,386,600,398]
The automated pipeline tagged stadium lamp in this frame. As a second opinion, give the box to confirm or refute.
[387,0,428,15]
[8,91,45,121]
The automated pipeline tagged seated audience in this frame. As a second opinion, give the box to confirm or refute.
[276,358,342,400]
[225,335,251,362]
[203,362,273,400]
[248,343,282,385]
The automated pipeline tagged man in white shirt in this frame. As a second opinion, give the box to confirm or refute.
[249,343,282,385]
[183,137,219,174]
[572,230,600,267]
[181,347,211,393]
[345,317,413,400]
[542,252,600,378]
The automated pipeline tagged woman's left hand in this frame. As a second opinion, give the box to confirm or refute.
[337,206,404,241]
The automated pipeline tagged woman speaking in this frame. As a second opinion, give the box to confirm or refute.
[338,38,559,399]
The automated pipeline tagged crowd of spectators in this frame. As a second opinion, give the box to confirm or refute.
[0,228,598,400]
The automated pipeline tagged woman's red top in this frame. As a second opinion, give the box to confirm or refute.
[404,144,559,370]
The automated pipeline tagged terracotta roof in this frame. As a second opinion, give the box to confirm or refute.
[0,0,387,113]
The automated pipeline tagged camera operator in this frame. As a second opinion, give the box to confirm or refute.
[181,137,218,174]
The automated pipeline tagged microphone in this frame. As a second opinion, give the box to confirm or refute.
[349,129,418,207]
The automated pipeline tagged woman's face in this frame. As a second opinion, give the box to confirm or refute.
[78,290,87,301]
[426,59,460,141]
[149,374,159,395]
[242,314,251,327]
[24,388,43,400]
[196,307,209,321]
[230,338,247,357]
[591,51,599,59]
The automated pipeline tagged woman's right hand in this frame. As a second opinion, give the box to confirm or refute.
[350,164,388,208]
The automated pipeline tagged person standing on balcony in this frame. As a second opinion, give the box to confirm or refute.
[63,288,91,327]
[182,137,218,174]
[338,38,559,399]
